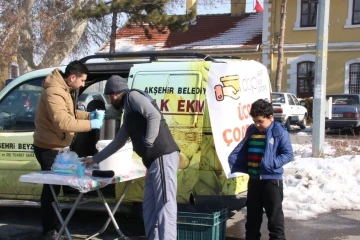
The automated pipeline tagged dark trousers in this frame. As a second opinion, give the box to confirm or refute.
[245,179,285,240]
[34,145,61,233]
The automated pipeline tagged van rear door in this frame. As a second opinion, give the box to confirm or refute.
[128,64,205,203]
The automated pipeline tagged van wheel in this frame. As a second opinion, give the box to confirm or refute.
[299,115,307,130]
[285,118,291,131]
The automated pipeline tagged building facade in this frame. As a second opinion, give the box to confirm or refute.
[262,0,360,98]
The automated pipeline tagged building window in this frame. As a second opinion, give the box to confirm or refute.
[349,63,360,94]
[287,54,315,94]
[300,0,318,27]
[297,61,315,98]
[353,0,360,24]
[345,0,360,28]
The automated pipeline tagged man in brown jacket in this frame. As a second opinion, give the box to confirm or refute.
[33,60,103,239]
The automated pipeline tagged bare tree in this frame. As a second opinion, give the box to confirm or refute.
[0,0,105,75]
[0,0,224,89]
[0,0,196,74]
[275,0,287,92]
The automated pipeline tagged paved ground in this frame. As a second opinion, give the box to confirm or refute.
[1,127,360,239]
[227,209,360,240]
[0,206,359,240]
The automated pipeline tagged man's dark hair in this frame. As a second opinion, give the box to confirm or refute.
[63,60,89,78]
[250,99,273,118]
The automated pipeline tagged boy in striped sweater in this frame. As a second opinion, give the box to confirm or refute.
[228,99,294,240]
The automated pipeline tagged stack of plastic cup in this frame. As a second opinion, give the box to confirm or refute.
[77,161,86,177]
[95,110,105,121]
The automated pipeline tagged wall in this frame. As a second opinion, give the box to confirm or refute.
[284,0,360,44]
[270,51,360,95]
[267,0,360,95]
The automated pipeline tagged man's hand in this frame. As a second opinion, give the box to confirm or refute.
[82,157,95,166]
[145,143,153,159]
[90,119,103,129]
[90,110,106,121]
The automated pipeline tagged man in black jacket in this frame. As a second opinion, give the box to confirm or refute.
[83,75,180,240]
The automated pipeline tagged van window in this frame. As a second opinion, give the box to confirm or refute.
[83,80,107,94]
[0,78,43,131]
[78,80,109,111]
[132,72,202,126]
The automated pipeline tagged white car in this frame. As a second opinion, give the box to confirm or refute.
[271,92,308,130]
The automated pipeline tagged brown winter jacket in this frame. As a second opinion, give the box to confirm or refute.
[33,69,91,150]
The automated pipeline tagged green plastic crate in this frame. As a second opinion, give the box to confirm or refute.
[177,208,228,240]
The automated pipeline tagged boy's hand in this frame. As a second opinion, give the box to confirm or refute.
[82,157,95,166]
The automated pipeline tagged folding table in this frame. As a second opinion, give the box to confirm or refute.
[19,168,146,240]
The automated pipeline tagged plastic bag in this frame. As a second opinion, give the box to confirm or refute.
[52,147,79,174]
[69,174,123,192]
[68,176,94,192]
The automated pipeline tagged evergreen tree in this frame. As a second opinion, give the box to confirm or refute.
[73,0,196,39]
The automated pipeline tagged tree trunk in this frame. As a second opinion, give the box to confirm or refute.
[18,0,94,72]
[275,0,287,92]
[38,20,88,69]
[109,11,118,61]
[17,0,36,74]
[109,12,118,55]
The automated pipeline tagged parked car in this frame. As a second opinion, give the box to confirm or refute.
[325,94,360,131]
[271,92,308,130]
[77,92,109,111]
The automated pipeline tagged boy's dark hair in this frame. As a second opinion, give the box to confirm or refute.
[250,99,273,118]
[63,60,89,78]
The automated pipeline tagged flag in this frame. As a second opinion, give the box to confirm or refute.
[254,0,264,13]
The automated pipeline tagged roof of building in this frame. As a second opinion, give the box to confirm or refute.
[98,13,263,53]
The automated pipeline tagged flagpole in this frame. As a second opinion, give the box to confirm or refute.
[253,0,255,12]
